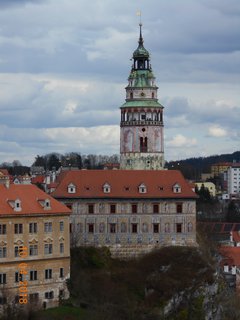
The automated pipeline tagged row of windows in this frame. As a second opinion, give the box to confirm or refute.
[72,222,193,234]
[86,203,184,214]
[0,243,65,258]
[0,290,65,305]
[0,221,64,235]
[68,183,182,194]
[0,268,64,284]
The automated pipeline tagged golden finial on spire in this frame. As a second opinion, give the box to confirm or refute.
[136,10,142,25]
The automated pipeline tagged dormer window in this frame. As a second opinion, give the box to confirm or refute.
[139,183,147,193]
[173,183,181,193]
[14,199,22,212]
[44,199,51,210]
[103,183,111,193]
[68,183,76,194]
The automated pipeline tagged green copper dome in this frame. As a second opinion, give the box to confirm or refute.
[133,23,149,58]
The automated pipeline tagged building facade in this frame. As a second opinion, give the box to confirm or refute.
[0,184,70,311]
[227,164,240,198]
[52,170,197,258]
[120,24,164,170]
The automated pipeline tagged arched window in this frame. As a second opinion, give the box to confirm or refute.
[130,92,133,99]
[152,92,154,99]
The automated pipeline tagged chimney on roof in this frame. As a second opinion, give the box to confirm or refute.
[224,264,229,273]
[232,265,237,275]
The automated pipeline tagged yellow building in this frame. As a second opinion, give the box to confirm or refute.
[0,184,70,311]
[195,182,216,197]
[211,163,232,177]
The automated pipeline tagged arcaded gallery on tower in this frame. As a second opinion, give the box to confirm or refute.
[52,25,197,258]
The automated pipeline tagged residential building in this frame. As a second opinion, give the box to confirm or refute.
[227,164,240,199]
[195,182,216,197]
[0,184,70,310]
[211,162,232,177]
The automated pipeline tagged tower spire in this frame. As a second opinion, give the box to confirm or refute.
[139,23,143,46]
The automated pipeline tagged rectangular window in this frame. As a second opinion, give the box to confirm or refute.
[45,269,52,279]
[60,221,64,231]
[29,244,38,256]
[153,204,159,214]
[88,204,94,214]
[0,247,7,258]
[60,268,64,278]
[0,296,7,305]
[44,222,52,233]
[88,224,94,233]
[177,204,183,213]
[45,291,54,299]
[15,246,19,257]
[15,272,23,283]
[29,293,39,303]
[0,224,6,235]
[110,223,116,233]
[30,270,38,281]
[44,244,53,255]
[60,243,64,254]
[153,224,159,233]
[131,223,138,233]
[132,204,137,214]
[0,273,6,284]
[110,204,116,214]
[176,223,182,233]
[29,223,37,233]
[14,224,23,234]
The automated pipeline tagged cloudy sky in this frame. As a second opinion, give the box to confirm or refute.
[0,0,239,165]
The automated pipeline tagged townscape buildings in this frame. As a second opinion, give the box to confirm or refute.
[0,26,199,314]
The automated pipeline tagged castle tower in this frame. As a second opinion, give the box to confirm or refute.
[120,24,165,170]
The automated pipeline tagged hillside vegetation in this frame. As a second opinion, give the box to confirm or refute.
[32,244,217,320]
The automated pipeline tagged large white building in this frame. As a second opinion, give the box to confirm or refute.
[227,164,240,198]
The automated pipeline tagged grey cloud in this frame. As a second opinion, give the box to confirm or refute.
[0,0,47,9]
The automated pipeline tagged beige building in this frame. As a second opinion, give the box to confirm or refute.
[0,184,70,311]
[211,162,232,177]
[195,182,216,197]
[52,169,197,258]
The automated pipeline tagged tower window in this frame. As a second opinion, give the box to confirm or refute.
[140,137,148,152]
[152,92,154,99]
[130,92,133,99]
[141,114,146,120]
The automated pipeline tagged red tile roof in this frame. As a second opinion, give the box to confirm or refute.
[52,169,197,199]
[219,246,240,267]
[31,175,45,184]
[0,184,71,216]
